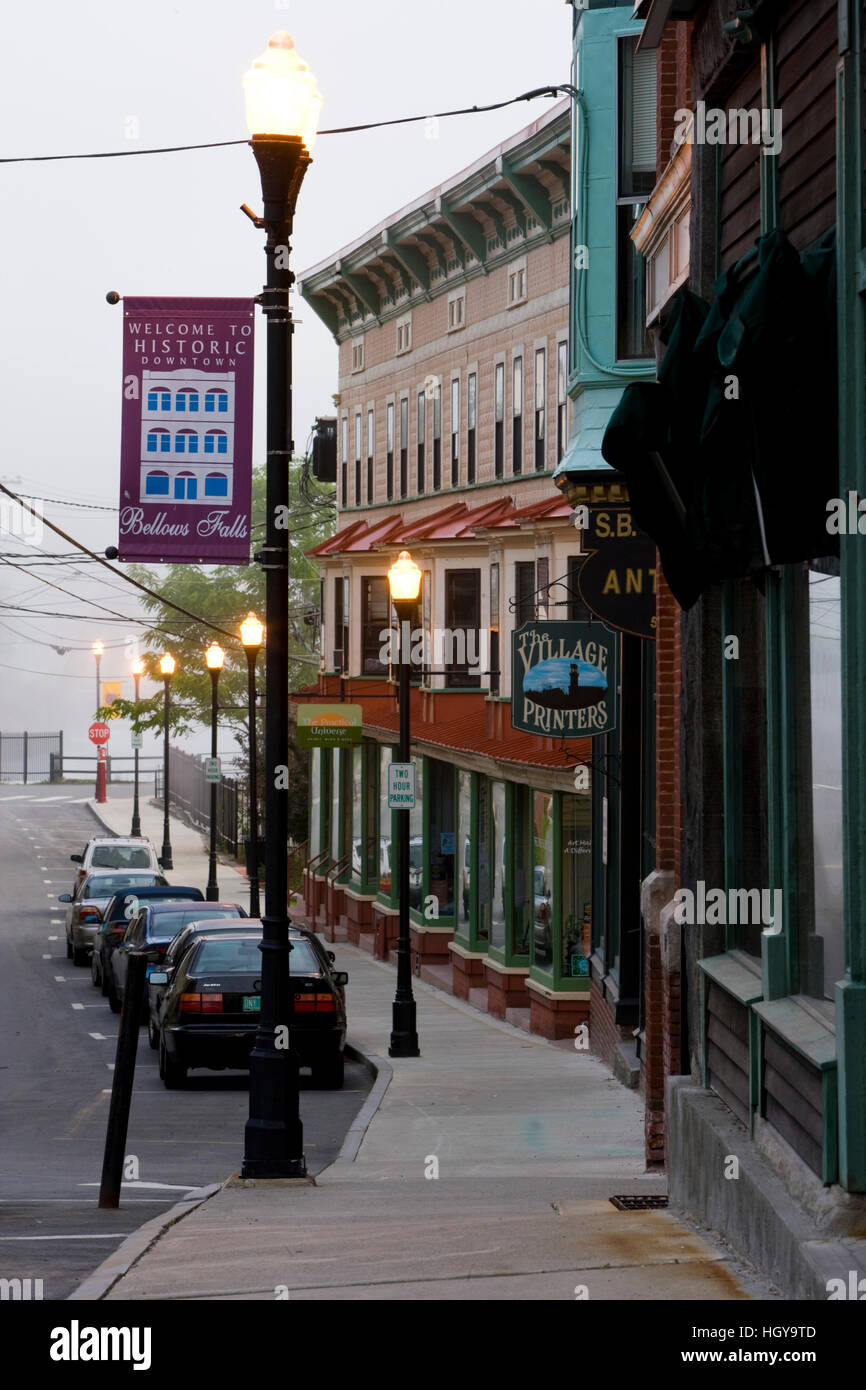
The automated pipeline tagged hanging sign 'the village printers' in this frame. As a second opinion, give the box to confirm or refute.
[116,298,255,564]
[511,620,618,738]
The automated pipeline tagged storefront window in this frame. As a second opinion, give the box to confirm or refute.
[491,781,506,950]
[378,744,394,900]
[511,784,532,957]
[330,750,342,864]
[477,777,490,943]
[409,759,424,913]
[428,761,455,919]
[809,568,843,998]
[309,748,322,857]
[532,790,554,972]
[364,743,378,888]
[351,745,362,884]
[458,769,472,934]
[562,792,593,980]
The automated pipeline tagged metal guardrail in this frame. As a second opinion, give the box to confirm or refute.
[154,745,246,858]
[0,731,63,783]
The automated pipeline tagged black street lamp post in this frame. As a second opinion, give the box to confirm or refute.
[130,658,144,838]
[388,551,421,1059]
[205,642,225,902]
[159,652,175,871]
[240,31,321,1178]
[240,612,264,919]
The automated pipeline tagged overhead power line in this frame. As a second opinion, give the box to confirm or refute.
[0,86,569,163]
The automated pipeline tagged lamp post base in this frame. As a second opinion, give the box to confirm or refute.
[240,1153,307,1180]
[161,845,173,871]
[389,999,420,1057]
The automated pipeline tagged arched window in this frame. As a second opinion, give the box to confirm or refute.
[175,390,200,412]
[204,472,228,498]
[173,471,197,501]
[204,430,228,456]
[146,428,171,454]
[205,389,228,414]
[175,429,198,454]
[144,470,170,496]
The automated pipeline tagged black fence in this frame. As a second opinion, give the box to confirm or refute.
[154,745,246,859]
[0,731,63,783]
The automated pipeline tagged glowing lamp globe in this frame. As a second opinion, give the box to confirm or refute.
[131,658,145,676]
[243,32,323,150]
[159,653,176,677]
[240,612,265,649]
[205,642,225,671]
[388,551,422,603]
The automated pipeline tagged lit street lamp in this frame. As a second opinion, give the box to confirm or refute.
[92,640,103,717]
[130,657,145,838]
[204,642,225,901]
[387,550,422,1058]
[240,31,321,1179]
[159,652,176,871]
[240,611,264,918]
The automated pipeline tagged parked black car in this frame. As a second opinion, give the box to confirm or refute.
[90,886,204,994]
[146,914,265,1048]
[108,899,245,1015]
[154,929,348,1089]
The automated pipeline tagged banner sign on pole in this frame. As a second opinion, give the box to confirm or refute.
[117,298,255,565]
[511,621,618,738]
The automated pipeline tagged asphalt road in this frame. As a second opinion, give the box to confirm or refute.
[0,786,371,1300]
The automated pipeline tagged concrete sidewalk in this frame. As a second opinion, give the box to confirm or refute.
[67,826,780,1299]
[86,788,251,908]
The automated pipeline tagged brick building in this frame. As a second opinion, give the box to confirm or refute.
[296,101,607,1040]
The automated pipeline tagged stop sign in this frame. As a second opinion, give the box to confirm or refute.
[88,721,111,745]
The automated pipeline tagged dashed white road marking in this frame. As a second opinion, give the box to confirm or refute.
[48,935,58,940]
[71,1003,85,1010]
[54,975,66,982]
[89,1032,109,1040]
[0,1234,133,1242]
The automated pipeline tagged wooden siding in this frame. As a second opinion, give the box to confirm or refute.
[761,1028,824,1179]
[718,63,762,271]
[775,0,837,251]
[707,981,750,1125]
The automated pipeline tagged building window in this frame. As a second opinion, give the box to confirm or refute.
[477,777,491,944]
[175,429,197,454]
[417,391,426,494]
[309,747,322,858]
[367,408,374,504]
[467,373,477,485]
[173,472,197,500]
[204,430,228,456]
[204,472,228,497]
[489,561,500,696]
[147,390,171,412]
[450,378,460,488]
[144,470,170,495]
[534,348,546,471]
[341,415,348,508]
[355,412,362,506]
[333,577,349,673]
[351,340,364,372]
[808,567,842,998]
[557,341,568,462]
[617,36,656,359]
[494,363,504,478]
[567,555,592,621]
[396,315,412,354]
[447,291,465,331]
[490,781,506,951]
[146,428,171,454]
[361,577,389,676]
[511,785,532,956]
[508,259,527,306]
[205,389,228,413]
[432,382,442,491]
[458,770,472,933]
[386,402,395,501]
[512,356,523,475]
[444,569,481,688]
[562,792,593,978]
[399,397,408,499]
[515,561,536,626]
[532,790,554,973]
[428,761,455,919]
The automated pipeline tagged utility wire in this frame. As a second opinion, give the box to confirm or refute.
[0,87,570,164]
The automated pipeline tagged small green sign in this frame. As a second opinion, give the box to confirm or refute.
[297,704,363,748]
[131,731,143,749]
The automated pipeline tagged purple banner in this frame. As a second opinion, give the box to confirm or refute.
[118,297,255,564]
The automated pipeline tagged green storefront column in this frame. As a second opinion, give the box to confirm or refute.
[836,0,866,1192]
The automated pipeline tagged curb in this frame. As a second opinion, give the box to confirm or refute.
[66,1183,221,1302]
[327,1040,393,1166]
[85,797,116,836]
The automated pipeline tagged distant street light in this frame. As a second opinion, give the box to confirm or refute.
[130,657,145,838]
[159,652,176,871]
[204,642,225,901]
[240,611,264,918]
[241,30,321,1180]
[92,641,104,717]
[387,550,422,1059]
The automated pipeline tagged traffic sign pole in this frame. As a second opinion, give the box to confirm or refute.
[89,722,110,804]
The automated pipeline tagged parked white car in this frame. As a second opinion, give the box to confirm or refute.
[69,836,161,892]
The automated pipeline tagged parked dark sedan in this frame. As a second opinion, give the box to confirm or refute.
[146,913,261,1048]
[90,886,204,994]
[154,930,348,1090]
[108,899,246,1015]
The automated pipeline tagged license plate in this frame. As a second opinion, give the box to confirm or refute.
[242,995,261,1012]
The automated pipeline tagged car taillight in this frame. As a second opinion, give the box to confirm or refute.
[201,994,223,1013]
[180,994,201,1012]
[78,908,100,923]
[294,992,336,1013]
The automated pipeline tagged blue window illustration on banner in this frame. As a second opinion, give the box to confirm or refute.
[205,389,228,414]
[204,472,228,498]
[174,472,197,501]
[144,470,170,496]
[139,370,236,507]
[146,429,171,454]
[204,430,228,456]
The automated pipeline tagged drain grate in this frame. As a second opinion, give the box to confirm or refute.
[609,1195,669,1211]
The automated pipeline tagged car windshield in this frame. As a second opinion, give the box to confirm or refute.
[85,873,163,897]
[90,846,153,869]
[191,937,321,976]
[148,906,240,940]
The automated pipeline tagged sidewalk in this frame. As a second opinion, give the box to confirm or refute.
[86,788,251,908]
[70,813,780,1299]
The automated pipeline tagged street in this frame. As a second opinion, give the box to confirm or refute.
[0,786,371,1300]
